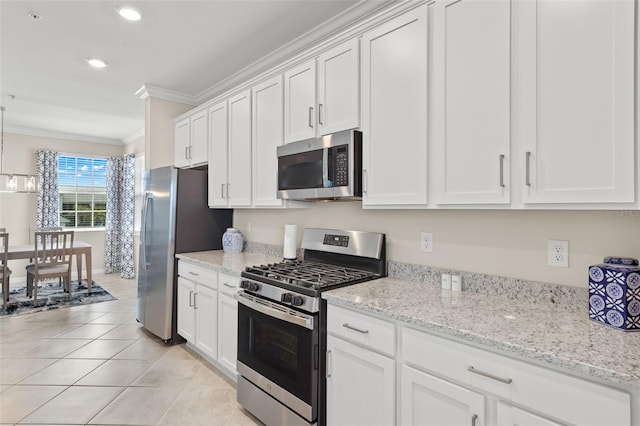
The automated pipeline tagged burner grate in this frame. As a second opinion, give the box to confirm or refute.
[244,260,377,289]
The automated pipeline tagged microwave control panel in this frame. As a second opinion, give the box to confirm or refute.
[333,145,349,187]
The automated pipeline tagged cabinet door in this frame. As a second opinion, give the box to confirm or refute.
[252,76,284,207]
[228,90,252,207]
[326,335,394,426]
[317,38,359,136]
[400,364,485,426]
[361,4,429,206]
[515,0,635,204]
[432,0,510,205]
[189,109,208,166]
[208,101,229,207]
[284,59,316,143]
[217,291,238,375]
[174,117,191,168]
[497,402,563,426]
[194,284,218,360]
[176,277,195,342]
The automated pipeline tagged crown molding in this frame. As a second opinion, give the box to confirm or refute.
[123,127,145,144]
[195,0,398,103]
[135,84,198,105]
[4,125,125,145]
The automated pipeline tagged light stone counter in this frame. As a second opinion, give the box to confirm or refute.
[322,277,640,392]
[176,250,282,276]
[176,249,640,391]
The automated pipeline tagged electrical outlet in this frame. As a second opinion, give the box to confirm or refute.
[420,232,433,253]
[548,240,569,267]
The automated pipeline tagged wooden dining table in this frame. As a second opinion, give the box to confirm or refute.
[4,241,93,294]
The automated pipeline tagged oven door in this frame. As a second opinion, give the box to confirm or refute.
[237,292,319,422]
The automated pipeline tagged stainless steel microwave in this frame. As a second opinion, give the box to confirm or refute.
[277,130,362,201]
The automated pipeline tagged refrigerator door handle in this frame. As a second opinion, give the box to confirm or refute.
[140,191,154,270]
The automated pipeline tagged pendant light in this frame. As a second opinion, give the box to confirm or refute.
[0,106,38,193]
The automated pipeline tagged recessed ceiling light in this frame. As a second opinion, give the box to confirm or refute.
[117,6,142,21]
[86,58,108,69]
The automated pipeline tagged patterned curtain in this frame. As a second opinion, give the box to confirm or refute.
[105,154,135,279]
[36,150,60,228]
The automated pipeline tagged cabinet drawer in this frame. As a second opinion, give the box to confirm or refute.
[402,327,630,426]
[327,304,395,357]
[218,272,240,297]
[178,261,218,290]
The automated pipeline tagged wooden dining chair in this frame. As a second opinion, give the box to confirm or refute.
[26,230,74,304]
[0,231,10,309]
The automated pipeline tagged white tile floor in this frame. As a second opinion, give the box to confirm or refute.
[0,273,262,426]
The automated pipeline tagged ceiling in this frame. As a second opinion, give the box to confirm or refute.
[0,1,387,145]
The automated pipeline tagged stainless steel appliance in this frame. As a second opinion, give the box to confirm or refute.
[237,228,386,426]
[136,166,232,343]
[277,130,362,201]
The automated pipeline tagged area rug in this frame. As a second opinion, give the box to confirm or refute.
[0,280,117,317]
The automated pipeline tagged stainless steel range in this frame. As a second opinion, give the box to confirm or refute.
[237,228,386,426]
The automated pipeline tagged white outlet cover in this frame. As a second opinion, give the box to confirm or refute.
[420,232,433,253]
[548,239,569,267]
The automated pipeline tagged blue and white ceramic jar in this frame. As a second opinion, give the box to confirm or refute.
[222,228,244,253]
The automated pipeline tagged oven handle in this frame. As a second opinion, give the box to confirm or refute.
[238,293,314,330]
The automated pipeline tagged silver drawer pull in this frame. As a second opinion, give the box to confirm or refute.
[472,414,478,426]
[467,366,512,384]
[223,283,236,288]
[188,271,199,276]
[342,323,369,334]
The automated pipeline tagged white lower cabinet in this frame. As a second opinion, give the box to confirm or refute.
[326,305,395,426]
[400,364,485,426]
[217,273,239,375]
[325,302,632,426]
[177,262,219,360]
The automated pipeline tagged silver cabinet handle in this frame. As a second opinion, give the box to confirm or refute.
[363,169,368,194]
[499,154,505,188]
[472,414,478,426]
[193,292,198,309]
[188,290,194,307]
[227,183,230,198]
[342,323,369,334]
[326,350,332,378]
[318,103,324,125]
[308,107,314,128]
[221,183,225,198]
[188,271,199,276]
[185,146,189,160]
[223,283,235,288]
[525,151,531,186]
[467,366,512,384]
[188,145,192,159]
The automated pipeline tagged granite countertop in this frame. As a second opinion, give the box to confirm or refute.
[177,250,640,391]
[322,277,640,392]
[176,250,282,276]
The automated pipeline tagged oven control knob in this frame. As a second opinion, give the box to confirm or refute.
[241,281,260,292]
[281,293,293,303]
[291,295,305,307]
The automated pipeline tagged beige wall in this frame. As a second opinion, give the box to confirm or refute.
[145,97,192,169]
[234,204,640,288]
[0,132,125,282]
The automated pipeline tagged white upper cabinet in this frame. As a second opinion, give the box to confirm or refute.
[317,38,360,136]
[432,0,511,205]
[361,4,429,207]
[174,110,208,168]
[252,76,285,207]
[228,90,252,207]
[284,60,316,143]
[514,0,635,205]
[284,38,360,144]
[208,101,229,208]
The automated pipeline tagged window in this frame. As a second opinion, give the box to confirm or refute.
[58,155,107,228]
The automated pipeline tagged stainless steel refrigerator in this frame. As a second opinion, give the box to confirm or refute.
[136,166,232,343]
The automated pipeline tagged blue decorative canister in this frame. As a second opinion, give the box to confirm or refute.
[222,228,244,253]
[589,257,640,331]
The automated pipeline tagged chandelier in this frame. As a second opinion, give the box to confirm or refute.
[0,106,38,193]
